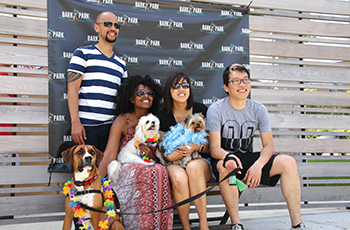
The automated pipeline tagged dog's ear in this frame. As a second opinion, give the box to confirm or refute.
[93,146,104,167]
[183,114,191,126]
[61,146,77,166]
[198,113,206,123]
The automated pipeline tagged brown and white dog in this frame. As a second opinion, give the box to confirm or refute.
[61,145,124,230]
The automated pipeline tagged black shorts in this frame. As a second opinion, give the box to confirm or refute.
[212,152,280,186]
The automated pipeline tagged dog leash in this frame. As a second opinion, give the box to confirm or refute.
[117,167,241,216]
[72,168,241,216]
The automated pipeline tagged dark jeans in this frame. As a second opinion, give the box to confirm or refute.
[83,123,112,152]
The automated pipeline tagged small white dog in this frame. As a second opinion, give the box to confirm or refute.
[108,113,166,184]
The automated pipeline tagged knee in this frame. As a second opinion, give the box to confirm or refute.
[186,160,203,175]
[277,155,298,172]
[216,160,230,177]
[170,172,189,189]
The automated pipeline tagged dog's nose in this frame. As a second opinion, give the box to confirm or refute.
[151,121,155,125]
[84,156,93,163]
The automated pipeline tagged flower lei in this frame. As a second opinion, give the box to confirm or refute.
[134,135,159,163]
[63,176,117,230]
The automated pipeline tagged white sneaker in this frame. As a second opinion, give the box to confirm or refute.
[290,222,309,230]
[231,223,244,230]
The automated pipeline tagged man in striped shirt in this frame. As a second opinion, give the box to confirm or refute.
[67,11,127,151]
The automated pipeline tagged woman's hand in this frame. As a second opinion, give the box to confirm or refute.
[139,144,157,161]
[176,143,200,155]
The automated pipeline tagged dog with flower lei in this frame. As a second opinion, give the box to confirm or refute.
[63,176,123,230]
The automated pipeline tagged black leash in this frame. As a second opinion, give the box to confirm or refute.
[80,203,106,214]
[118,167,241,216]
[73,168,241,216]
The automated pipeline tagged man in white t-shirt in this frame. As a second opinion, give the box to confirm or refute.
[206,63,308,230]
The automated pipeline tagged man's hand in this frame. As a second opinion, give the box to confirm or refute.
[223,154,243,174]
[244,163,263,189]
[71,122,86,145]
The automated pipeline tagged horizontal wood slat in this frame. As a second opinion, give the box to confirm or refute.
[250,15,350,38]
[250,40,350,61]
[297,162,350,177]
[199,0,350,16]
[254,138,350,154]
[0,66,48,75]
[0,16,47,38]
[0,215,65,226]
[251,81,350,91]
[0,136,48,154]
[0,126,48,133]
[0,165,72,184]
[265,106,350,115]
[0,195,65,216]
[250,56,350,68]
[0,106,48,124]
[303,179,350,185]
[0,5,47,18]
[0,185,62,195]
[0,0,47,10]
[250,32,350,45]
[250,65,350,84]
[0,76,48,95]
[252,89,350,107]
[0,156,49,163]
[239,186,350,203]
[0,36,48,47]
[268,113,350,129]
[301,186,350,202]
[0,97,48,104]
[0,44,48,66]
[250,8,350,22]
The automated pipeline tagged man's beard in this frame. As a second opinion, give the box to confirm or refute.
[105,32,116,43]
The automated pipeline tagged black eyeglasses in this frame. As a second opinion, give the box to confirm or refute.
[172,82,190,89]
[96,21,120,29]
[135,90,155,97]
[228,78,251,85]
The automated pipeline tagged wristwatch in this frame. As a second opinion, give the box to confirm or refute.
[199,144,204,152]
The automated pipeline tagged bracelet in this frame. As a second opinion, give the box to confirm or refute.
[199,144,204,152]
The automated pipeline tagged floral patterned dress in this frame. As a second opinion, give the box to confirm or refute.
[113,115,173,230]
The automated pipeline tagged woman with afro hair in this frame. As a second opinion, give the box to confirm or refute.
[99,75,173,230]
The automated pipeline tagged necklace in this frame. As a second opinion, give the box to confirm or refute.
[63,176,116,230]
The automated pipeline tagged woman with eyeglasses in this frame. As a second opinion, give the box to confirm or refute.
[99,75,173,230]
[157,72,213,230]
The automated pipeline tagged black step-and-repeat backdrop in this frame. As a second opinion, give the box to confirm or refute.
[48,0,249,172]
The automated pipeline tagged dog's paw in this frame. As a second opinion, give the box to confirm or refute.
[107,160,121,185]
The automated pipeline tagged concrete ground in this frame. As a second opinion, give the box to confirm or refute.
[0,207,349,229]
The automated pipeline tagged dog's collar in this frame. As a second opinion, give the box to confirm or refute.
[134,136,159,148]
[144,135,159,143]
[74,175,98,186]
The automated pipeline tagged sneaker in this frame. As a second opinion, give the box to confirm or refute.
[290,222,309,230]
[231,223,244,230]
